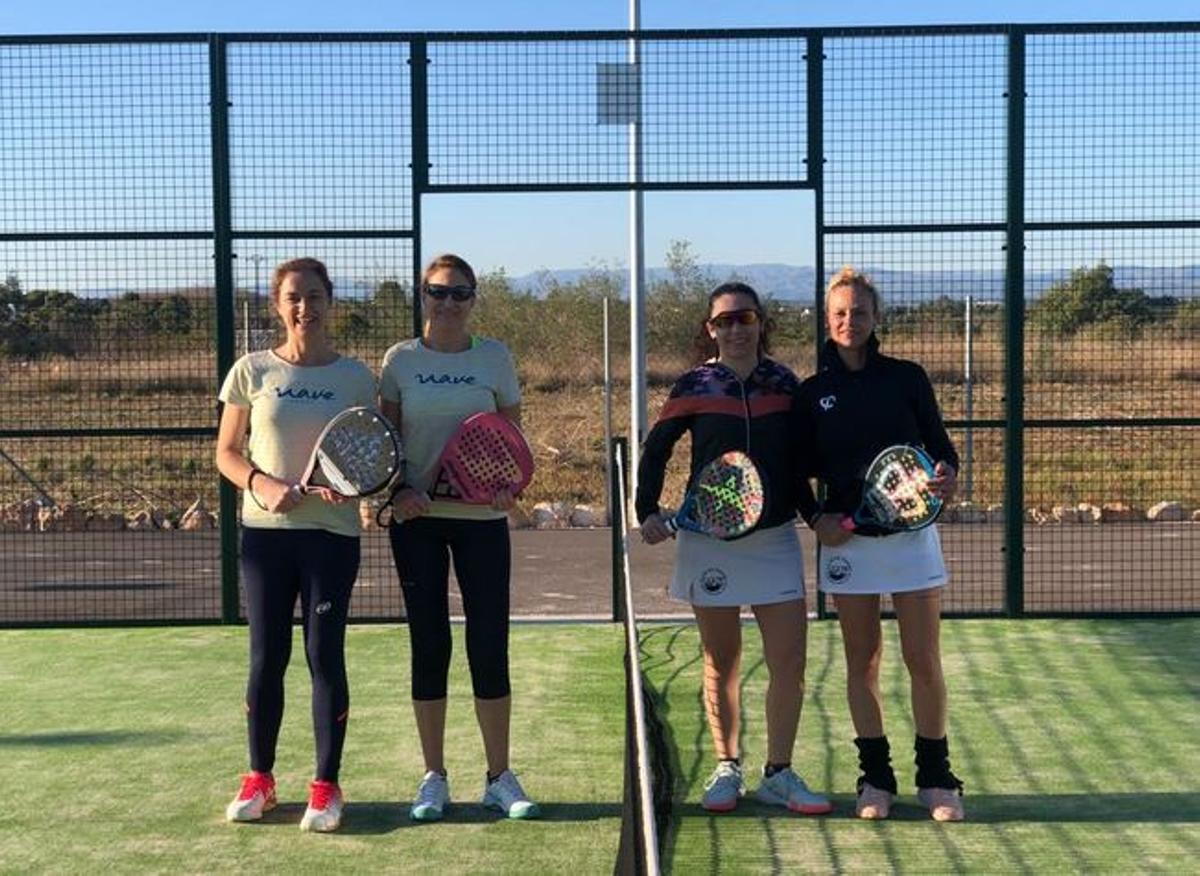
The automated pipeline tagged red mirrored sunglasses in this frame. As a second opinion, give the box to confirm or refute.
[707,309,760,329]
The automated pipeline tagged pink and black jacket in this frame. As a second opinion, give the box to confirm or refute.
[635,357,816,530]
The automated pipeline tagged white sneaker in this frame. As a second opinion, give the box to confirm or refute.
[299,780,344,832]
[701,761,745,812]
[411,770,450,822]
[482,770,540,819]
[226,771,276,822]
[754,767,833,815]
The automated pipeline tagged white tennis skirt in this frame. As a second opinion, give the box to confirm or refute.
[817,525,948,596]
[669,522,806,607]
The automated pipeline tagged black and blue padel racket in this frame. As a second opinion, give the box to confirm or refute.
[841,444,943,534]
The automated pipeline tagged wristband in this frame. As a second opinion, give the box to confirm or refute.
[246,468,268,511]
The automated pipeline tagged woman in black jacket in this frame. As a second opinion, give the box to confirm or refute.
[798,266,964,822]
[637,282,830,817]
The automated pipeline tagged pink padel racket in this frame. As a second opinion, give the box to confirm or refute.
[429,412,534,504]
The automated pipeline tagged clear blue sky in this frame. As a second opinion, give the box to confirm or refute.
[3,1,1198,34]
[2,1,1196,284]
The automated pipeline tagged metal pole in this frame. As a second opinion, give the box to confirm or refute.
[964,294,974,502]
[628,0,647,508]
[1003,30,1027,618]
[603,294,614,527]
[210,34,239,624]
[242,298,250,357]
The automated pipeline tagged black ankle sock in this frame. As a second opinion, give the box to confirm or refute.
[764,761,791,778]
[914,735,963,792]
[486,770,505,785]
[855,735,898,795]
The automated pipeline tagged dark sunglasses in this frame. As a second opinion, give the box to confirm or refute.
[708,309,760,329]
[424,283,476,302]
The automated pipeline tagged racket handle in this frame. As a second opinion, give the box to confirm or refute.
[839,516,857,533]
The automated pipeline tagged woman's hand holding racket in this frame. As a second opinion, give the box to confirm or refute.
[387,486,432,522]
[812,513,853,547]
[928,460,958,502]
[639,512,674,545]
[249,471,305,513]
[490,485,517,512]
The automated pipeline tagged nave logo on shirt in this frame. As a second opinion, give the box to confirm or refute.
[273,386,336,401]
[416,373,477,385]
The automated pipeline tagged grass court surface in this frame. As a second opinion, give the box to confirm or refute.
[0,625,622,873]
[642,618,1199,874]
[3,619,1197,873]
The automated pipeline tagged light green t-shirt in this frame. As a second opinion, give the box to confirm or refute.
[379,337,521,521]
[218,351,377,536]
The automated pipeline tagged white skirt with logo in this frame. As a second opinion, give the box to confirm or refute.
[669,522,806,607]
[817,525,948,595]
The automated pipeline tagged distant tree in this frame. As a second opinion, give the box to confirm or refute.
[1029,262,1153,336]
[648,240,714,356]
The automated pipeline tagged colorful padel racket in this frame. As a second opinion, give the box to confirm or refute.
[298,406,403,498]
[666,450,765,540]
[428,412,534,504]
[841,444,943,534]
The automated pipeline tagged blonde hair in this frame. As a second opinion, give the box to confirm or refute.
[825,265,883,318]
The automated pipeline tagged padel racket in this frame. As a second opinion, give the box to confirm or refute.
[428,412,534,504]
[840,444,943,533]
[298,406,402,498]
[666,450,765,540]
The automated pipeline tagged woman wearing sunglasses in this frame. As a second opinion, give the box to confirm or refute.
[378,253,538,822]
[797,266,962,822]
[637,282,831,816]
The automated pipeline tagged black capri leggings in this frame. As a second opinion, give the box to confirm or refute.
[240,527,359,783]
[388,515,511,701]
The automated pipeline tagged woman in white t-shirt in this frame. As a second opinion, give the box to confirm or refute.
[216,257,376,833]
[379,253,538,822]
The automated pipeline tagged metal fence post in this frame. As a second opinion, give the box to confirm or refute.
[1003,29,1027,618]
[209,34,239,624]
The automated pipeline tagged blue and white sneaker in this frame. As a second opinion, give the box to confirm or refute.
[701,761,745,812]
[410,770,450,822]
[482,770,540,819]
[754,767,833,815]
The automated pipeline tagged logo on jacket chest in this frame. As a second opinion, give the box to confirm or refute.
[818,395,837,412]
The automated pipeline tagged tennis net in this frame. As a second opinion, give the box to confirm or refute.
[613,439,671,875]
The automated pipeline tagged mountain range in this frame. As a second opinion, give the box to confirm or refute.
[508,263,1200,302]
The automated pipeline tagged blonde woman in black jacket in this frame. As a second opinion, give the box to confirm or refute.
[798,267,964,822]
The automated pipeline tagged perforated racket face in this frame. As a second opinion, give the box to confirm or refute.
[682,451,765,539]
[859,445,942,531]
[435,413,533,504]
[312,407,402,497]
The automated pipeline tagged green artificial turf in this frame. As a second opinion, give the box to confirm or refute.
[0,624,623,874]
[640,618,1200,874]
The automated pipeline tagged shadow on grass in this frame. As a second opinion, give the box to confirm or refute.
[672,792,1199,824]
[253,801,623,835]
[0,729,183,747]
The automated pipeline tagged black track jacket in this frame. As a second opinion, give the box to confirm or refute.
[635,357,815,530]
[796,335,958,523]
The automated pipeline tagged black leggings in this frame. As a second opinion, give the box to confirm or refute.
[240,527,359,783]
[388,516,511,701]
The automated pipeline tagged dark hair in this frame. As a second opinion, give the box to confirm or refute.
[692,281,773,364]
[270,257,333,301]
[421,253,477,290]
